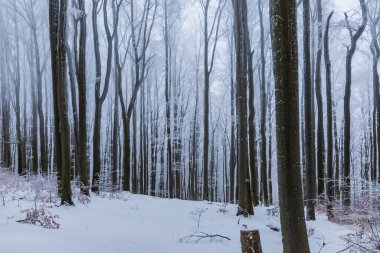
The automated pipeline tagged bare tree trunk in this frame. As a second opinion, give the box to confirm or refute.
[270,0,310,251]
[92,0,121,193]
[29,43,39,174]
[164,0,173,198]
[54,0,73,205]
[66,41,79,178]
[31,23,47,174]
[343,1,367,210]
[324,11,334,220]
[13,15,23,175]
[202,1,210,201]
[232,0,254,216]
[49,0,62,193]
[368,1,380,183]
[303,0,316,221]
[258,0,268,206]
[228,32,236,204]
[315,0,325,197]
[76,0,89,195]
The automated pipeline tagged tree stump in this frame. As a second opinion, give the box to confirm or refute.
[240,230,263,253]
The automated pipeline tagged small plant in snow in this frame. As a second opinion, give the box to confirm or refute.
[217,203,228,214]
[77,193,91,205]
[266,205,279,217]
[307,226,315,237]
[340,217,380,252]
[191,208,208,228]
[18,205,60,229]
[29,176,46,210]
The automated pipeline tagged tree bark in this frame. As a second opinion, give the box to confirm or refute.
[258,0,268,206]
[315,0,325,197]
[324,11,334,220]
[303,0,316,221]
[232,0,254,216]
[270,0,310,251]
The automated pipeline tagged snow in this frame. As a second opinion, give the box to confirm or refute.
[0,187,353,253]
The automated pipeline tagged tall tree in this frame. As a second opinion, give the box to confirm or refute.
[49,0,74,205]
[0,16,11,170]
[164,0,173,198]
[324,11,334,220]
[76,0,89,195]
[119,0,157,192]
[12,14,23,175]
[368,0,380,183]
[315,0,325,197]
[232,0,253,216]
[270,0,310,251]
[303,0,316,221]
[200,0,225,200]
[92,0,121,193]
[49,0,63,193]
[258,0,268,206]
[343,0,367,209]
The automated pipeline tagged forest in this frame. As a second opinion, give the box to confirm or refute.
[0,0,379,252]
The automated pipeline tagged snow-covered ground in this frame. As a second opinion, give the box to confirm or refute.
[0,180,354,253]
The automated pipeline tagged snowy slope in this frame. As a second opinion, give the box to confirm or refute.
[0,189,353,253]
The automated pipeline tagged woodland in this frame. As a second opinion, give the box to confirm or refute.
[0,0,379,252]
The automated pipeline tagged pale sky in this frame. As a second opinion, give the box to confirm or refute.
[333,0,358,12]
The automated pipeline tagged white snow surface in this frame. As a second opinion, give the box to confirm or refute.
[0,188,354,253]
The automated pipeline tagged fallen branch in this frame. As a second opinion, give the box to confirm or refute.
[178,231,231,243]
[266,224,280,232]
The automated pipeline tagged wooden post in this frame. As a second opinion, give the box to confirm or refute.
[240,230,263,253]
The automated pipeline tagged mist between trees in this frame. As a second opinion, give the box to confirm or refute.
[0,0,379,252]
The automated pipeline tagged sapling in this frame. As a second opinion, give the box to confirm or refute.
[190,208,207,228]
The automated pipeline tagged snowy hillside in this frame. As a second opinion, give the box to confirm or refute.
[0,173,353,253]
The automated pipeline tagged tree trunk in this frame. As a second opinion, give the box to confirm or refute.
[324,11,334,220]
[232,0,254,216]
[56,0,73,205]
[270,0,310,251]
[303,0,316,221]
[258,0,268,206]
[315,0,325,197]
[77,0,89,195]
[343,1,367,210]
[49,0,62,194]
[14,16,23,175]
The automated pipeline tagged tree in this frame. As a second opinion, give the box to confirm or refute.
[270,0,310,251]
[232,0,253,216]
[119,0,157,192]
[49,0,73,205]
[12,14,23,175]
[324,11,334,220]
[92,0,121,193]
[315,0,325,197]
[343,0,367,210]
[200,0,225,200]
[368,0,380,183]
[0,15,11,170]
[303,0,316,221]
[76,0,89,195]
[248,46,259,206]
[228,30,236,204]
[258,0,268,206]
[164,0,173,198]
[49,0,63,194]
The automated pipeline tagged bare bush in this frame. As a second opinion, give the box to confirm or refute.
[17,205,60,229]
